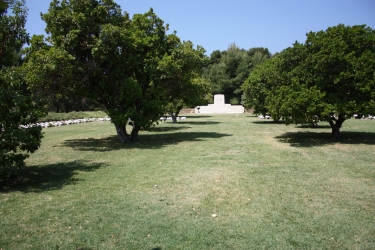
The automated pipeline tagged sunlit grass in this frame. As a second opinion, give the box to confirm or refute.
[1,115,374,249]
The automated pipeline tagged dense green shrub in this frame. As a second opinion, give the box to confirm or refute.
[0,0,47,181]
[39,111,107,122]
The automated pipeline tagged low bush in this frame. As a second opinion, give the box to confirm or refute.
[39,111,107,122]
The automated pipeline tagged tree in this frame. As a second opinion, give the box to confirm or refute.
[24,35,103,113]
[164,76,210,123]
[0,0,47,180]
[208,50,222,65]
[203,44,271,104]
[203,60,228,96]
[26,0,174,142]
[241,55,282,120]
[260,24,375,138]
[158,40,209,122]
[0,0,8,14]
[247,47,271,68]
[26,0,134,142]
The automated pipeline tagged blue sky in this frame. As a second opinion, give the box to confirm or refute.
[25,0,375,56]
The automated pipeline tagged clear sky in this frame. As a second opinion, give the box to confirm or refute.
[24,0,375,56]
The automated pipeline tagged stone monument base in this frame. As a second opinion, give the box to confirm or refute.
[195,94,244,114]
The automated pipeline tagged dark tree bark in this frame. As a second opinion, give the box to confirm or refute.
[130,125,141,142]
[170,113,178,123]
[169,107,182,123]
[114,124,131,143]
[115,123,141,143]
[328,114,345,139]
[272,115,281,122]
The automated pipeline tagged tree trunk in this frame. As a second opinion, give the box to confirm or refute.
[170,113,177,123]
[131,125,140,142]
[272,115,281,122]
[328,114,345,140]
[114,124,131,143]
[331,126,340,139]
[170,108,181,123]
[55,102,60,113]
[175,109,181,120]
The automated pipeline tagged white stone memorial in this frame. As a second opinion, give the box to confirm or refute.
[195,94,244,114]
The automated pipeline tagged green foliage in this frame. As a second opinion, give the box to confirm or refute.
[203,44,271,104]
[40,111,107,122]
[0,0,47,180]
[267,85,330,126]
[283,25,375,133]
[0,0,28,69]
[0,69,47,179]
[0,0,9,12]
[242,24,375,137]
[242,56,282,119]
[301,25,375,117]
[26,1,207,141]
[158,39,209,121]
[203,61,229,94]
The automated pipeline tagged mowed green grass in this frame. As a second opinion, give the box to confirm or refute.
[1,115,374,249]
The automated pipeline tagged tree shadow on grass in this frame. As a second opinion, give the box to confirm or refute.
[146,126,191,132]
[252,120,285,125]
[63,131,232,151]
[295,124,332,129]
[275,131,375,147]
[1,160,104,193]
[252,121,332,128]
[183,115,212,119]
[137,131,230,149]
[174,121,220,125]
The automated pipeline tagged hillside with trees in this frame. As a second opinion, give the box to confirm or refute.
[203,44,271,105]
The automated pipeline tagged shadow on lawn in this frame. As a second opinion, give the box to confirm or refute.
[252,120,285,125]
[146,126,191,132]
[183,115,212,119]
[176,121,220,125]
[295,124,332,129]
[63,131,231,151]
[1,160,104,193]
[276,131,375,147]
[252,120,333,129]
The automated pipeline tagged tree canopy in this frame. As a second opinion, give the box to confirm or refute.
[159,40,209,122]
[241,55,282,119]
[203,44,271,104]
[242,24,375,138]
[26,0,208,142]
[0,0,8,12]
[1,0,47,180]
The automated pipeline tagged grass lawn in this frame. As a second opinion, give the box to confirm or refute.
[1,114,374,249]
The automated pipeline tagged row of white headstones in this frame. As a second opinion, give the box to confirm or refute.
[159,116,186,121]
[353,114,375,120]
[19,117,112,129]
[19,116,188,129]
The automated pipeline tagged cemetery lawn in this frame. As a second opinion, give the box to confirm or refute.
[1,114,374,249]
